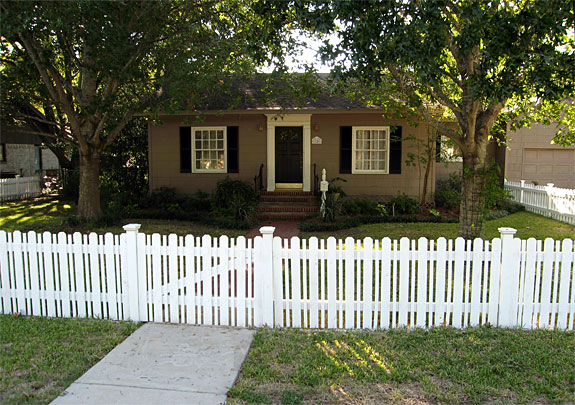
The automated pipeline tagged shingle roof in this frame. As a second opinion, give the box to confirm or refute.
[197,73,377,111]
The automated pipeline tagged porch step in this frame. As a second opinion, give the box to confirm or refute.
[256,212,316,220]
[257,190,318,220]
[261,191,313,196]
[258,205,317,213]
[259,195,317,203]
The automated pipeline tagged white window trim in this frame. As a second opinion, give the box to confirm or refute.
[191,126,227,173]
[351,126,390,174]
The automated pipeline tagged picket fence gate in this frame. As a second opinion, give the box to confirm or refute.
[505,179,575,225]
[1,225,574,330]
[0,176,42,202]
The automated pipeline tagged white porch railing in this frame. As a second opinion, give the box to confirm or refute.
[505,180,575,225]
[0,176,42,202]
[1,226,574,330]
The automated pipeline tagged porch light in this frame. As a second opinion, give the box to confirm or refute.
[314,123,319,132]
[258,122,264,132]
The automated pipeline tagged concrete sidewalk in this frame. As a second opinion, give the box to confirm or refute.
[52,323,254,405]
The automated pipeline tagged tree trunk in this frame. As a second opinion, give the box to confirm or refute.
[458,146,488,239]
[77,152,102,220]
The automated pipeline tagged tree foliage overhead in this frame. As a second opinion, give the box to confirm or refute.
[258,0,574,238]
[0,0,263,219]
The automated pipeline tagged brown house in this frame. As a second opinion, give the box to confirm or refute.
[148,77,442,199]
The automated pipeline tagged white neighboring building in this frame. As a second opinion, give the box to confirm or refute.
[0,131,59,178]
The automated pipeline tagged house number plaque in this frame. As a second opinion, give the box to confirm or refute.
[312,136,322,145]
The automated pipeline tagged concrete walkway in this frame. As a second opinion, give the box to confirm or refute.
[52,323,254,405]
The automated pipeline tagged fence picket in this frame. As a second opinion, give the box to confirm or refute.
[290,237,302,328]
[452,238,465,328]
[363,237,374,329]
[56,232,71,318]
[539,238,555,328]
[327,237,337,328]
[470,238,483,326]
[236,236,246,327]
[42,231,57,317]
[0,231,11,314]
[219,235,230,326]
[309,237,319,328]
[398,237,410,327]
[416,237,428,328]
[27,231,40,316]
[435,238,447,326]
[344,237,355,328]
[557,239,573,329]
[166,234,178,323]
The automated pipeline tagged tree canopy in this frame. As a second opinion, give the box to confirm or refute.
[258,0,575,238]
[1,0,266,219]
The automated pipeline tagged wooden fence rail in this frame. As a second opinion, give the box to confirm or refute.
[1,225,574,330]
[505,179,575,225]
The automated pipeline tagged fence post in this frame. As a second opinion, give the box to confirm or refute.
[15,175,20,198]
[123,224,141,322]
[498,227,520,327]
[258,226,276,326]
[520,180,525,204]
[546,183,554,213]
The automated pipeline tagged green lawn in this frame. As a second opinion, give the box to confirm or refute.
[0,198,248,238]
[300,211,575,240]
[0,315,139,404]
[0,198,74,232]
[229,327,575,404]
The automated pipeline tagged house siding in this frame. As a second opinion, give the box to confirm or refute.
[149,112,435,198]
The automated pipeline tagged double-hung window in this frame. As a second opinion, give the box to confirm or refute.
[352,126,390,174]
[192,127,227,173]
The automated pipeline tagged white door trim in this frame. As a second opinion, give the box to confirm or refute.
[266,114,311,192]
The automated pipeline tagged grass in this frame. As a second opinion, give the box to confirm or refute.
[0,198,74,232]
[228,327,575,404]
[0,198,248,238]
[0,315,139,404]
[300,211,575,241]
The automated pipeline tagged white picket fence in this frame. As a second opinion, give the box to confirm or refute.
[0,176,42,202]
[505,179,575,225]
[1,225,574,330]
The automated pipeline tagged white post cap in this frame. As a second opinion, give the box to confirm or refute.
[498,227,517,236]
[123,224,142,232]
[259,226,276,235]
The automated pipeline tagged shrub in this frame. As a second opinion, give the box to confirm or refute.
[435,189,461,209]
[212,177,257,221]
[323,193,342,222]
[435,172,462,209]
[390,193,420,214]
[355,198,380,215]
[143,187,178,210]
[341,199,361,215]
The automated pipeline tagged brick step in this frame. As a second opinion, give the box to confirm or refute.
[259,196,317,203]
[258,205,318,213]
[256,212,316,220]
[261,191,313,196]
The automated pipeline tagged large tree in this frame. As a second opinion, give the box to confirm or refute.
[259,0,575,238]
[1,1,261,219]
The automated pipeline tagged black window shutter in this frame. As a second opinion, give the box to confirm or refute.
[180,127,191,173]
[389,126,402,174]
[340,126,352,174]
[227,126,239,173]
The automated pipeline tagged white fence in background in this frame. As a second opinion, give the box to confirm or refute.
[505,179,575,225]
[0,176,42,202]
[1,226,574,330]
